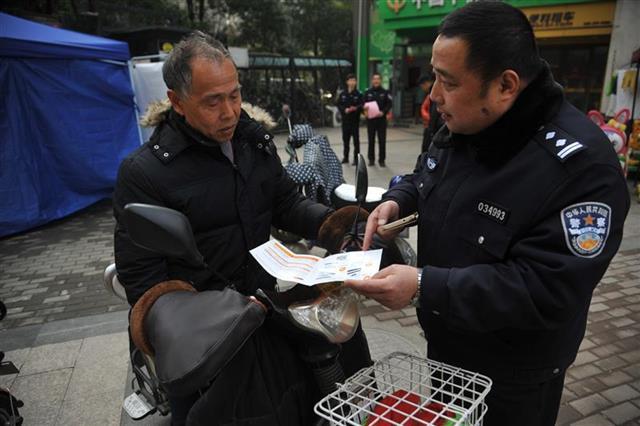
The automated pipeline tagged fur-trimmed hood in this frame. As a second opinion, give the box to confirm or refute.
[139,99,276,130]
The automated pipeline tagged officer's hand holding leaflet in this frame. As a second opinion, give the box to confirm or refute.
[345,264,419,310]
[362,200,401,250]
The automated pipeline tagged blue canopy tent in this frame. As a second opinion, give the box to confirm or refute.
[0,13,140,237]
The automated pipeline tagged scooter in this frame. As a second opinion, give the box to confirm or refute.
[273,106,417,266]
[105,156,377,422]
[0,301,24,426]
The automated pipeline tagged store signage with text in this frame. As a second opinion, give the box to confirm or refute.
[386,0,473,14]
[524,2,614,38]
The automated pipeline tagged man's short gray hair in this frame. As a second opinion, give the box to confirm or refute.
[162,31,233,97]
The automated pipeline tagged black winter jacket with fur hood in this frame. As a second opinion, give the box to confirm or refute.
[114,109,331,305]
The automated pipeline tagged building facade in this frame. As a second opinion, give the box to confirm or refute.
[355,0,623,119]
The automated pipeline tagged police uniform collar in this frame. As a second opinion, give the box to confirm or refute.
[433,61,564,166]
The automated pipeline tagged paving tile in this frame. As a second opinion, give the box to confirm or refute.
[570,393,611,416]
[589,303,610,313]
[557,404,582,425]
[569,363,602,380]
[620,349,640,364]
[602,401,640,424]
[610,317,635,328]
[602,384,640,404]
[567,377,609,398]
[599,371,634,387]
[20,340,82,375]
[11,368,72,425]
[595,355,627,372]
[592,344,623,358]
[57,389,122,426]
[64,334,129,401]
[562,388,578,403]
[570,414,615,425]
[573,351,598,366]
[608,307,632,317]
[578,338,596,351]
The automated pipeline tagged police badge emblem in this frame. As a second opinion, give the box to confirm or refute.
[426,156,438,172]
[560,202,611,258]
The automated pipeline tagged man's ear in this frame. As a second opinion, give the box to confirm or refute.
[499,70,521,101]
[167,89,185,116]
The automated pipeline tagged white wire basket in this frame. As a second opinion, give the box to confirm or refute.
[314,352,492,426]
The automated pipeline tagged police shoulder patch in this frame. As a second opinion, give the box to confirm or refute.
[560,202,611,258]
[535,124,588,163]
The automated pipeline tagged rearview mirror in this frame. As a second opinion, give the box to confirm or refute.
[123,203,205,268]
[355,153,368,204]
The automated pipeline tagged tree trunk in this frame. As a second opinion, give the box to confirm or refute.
[198,0,205,22]
[186,0,195,23]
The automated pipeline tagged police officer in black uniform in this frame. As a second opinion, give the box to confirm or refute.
[337,73,363,165]
[364,73,392,167]
[346,3,630,425]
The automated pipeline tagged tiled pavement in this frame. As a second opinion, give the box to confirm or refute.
[1,125,639,424]
[0,200,128,330]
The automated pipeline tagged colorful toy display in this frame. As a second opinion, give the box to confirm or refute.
[588,109,631,175]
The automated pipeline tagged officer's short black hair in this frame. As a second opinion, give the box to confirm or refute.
[346,73,356,81]
[438,2,542,86]
[372,72,381,79]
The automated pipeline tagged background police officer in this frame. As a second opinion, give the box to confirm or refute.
[337,73,363,165]
[346,3,630,425]
[364,73,392,167]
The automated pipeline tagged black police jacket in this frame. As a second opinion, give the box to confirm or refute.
[364,86,392,119]
[114,109,331,305]
[337,88,363,125]
[384,64,630,383]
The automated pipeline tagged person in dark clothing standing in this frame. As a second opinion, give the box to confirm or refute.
[364,73,392,167]
[345,3,629,425]
[337,74,363,165]
[417,72,444,153]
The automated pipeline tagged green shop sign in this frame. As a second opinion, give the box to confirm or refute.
[377,0,603,30]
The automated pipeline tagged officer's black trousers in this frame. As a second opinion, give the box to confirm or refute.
[367,117,387,163]
[341,121,360,161]
[482,372,565,426]
[432,366,564,426]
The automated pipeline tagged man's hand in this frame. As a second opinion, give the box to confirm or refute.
[362,200,400,250]
[345,265,419,310]
[377,111,384,118]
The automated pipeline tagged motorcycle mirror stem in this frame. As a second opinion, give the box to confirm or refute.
[282,104,293,134]
[350,154,368,237]
[123,203,206,269]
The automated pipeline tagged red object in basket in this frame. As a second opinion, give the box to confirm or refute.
[366,390,455,425]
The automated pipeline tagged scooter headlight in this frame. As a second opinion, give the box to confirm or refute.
[288,285,360,344]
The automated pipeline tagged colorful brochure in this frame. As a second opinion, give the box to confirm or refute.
[250,240,382,286]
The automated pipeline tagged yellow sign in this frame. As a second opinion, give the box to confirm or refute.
[524,2,615,38]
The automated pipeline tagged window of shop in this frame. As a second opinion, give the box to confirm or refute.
[539,43,609,112]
